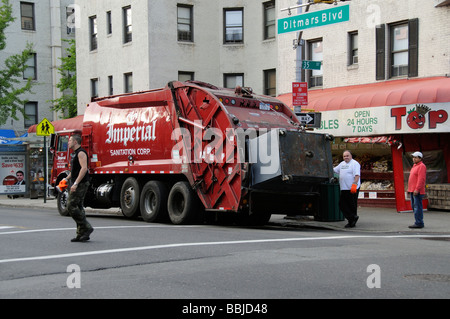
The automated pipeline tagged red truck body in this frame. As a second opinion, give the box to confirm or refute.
[50,81,334,224]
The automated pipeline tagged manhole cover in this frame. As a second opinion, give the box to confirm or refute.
[404,274,450,283]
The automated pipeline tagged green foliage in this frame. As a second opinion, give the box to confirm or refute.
[0,0,35,125]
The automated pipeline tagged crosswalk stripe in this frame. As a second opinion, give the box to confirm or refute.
[0,226,16,230]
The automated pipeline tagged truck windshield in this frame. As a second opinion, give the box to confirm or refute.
[58,136,69,152]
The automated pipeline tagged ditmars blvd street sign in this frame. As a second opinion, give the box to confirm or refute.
[278,4,349,34]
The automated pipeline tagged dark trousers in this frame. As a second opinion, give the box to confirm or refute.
[67,181,92,236]
[339,189,359,222]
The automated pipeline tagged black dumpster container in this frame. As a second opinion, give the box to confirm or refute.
[315,182,344,222]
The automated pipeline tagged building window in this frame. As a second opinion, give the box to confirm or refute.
[264,1,275,40]
[108,75,113,96]
[20,2,35,31]
[24,102,37,128]
[178,71,194,82]
[224,8,243,44]
[89,16,98,51]
[124,72,133,93]
[375,19,418,80]
[264,69,276,96]
[106,11,112,35]
[348,31,358,65]
[123,6,132,43]
[23,53,36,80]
[390,23,409,77]
[224,73,244,89]
[91,78,98,98]
[177,5,193,42]
[308,40,323,88]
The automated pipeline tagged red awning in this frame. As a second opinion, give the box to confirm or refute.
[277,77,450,111]
[27,115,84,133]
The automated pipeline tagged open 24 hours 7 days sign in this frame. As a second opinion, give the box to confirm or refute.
[315,103,450,136]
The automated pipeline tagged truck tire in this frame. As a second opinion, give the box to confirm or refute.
[140,180,168,222]
[57,190,69,216]
[168,181,198,225]
[120,177,141,218]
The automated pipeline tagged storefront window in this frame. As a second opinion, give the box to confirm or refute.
[402,150,447,192]
[332,137,393,191]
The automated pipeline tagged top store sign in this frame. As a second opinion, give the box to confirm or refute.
[278,5,350,34]
[314,103,450,136]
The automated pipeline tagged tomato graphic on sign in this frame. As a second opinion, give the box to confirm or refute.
[406,105,430,129]
[406,110,425,129]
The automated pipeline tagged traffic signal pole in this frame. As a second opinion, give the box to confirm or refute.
[294,1,311,113]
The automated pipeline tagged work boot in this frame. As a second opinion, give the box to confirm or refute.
[79,228,94,242]
[345,216,359,228]
[70,235,82,242]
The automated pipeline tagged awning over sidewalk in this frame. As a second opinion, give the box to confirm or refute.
[0,130,26,145]
[277,77,450,111]
[27,115,84,134]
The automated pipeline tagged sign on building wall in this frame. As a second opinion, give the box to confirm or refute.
[315,103,450,136]
[278,5,350,34]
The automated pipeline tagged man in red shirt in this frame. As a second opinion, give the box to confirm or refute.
[407,151,427,228]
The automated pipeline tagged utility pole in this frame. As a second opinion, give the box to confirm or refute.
[293,1,311,113]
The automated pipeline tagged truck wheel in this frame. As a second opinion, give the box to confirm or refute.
[168,181,197,225]
[57,190,69,216]
[120,177,141,218]
[140,181,168,222]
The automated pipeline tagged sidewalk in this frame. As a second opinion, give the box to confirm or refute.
[270,207,450,234]
[1,195,449,234]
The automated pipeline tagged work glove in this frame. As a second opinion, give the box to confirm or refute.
[350,183,357,194]
[56,179,68,193]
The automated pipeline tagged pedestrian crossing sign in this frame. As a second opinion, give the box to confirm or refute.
[36,118,55,136]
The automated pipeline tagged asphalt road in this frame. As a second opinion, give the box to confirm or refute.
[1,206,449,303]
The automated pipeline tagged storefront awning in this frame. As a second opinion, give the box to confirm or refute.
[277,77,450,111]
[27,115,84,134]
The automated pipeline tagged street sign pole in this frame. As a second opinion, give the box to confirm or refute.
[36,118,55,203]
[44,136,47,203]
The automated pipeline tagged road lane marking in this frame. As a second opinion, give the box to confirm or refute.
[0,224,197,235]
[0,226,16,230]
[0,234,449,264]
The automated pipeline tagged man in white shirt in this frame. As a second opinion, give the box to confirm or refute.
[333,150,361,228]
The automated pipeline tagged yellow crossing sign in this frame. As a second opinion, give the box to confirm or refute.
[36,118,55,136]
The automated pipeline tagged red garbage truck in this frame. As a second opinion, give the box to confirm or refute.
[49,81,334,225]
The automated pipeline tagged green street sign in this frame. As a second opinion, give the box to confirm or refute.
[302,60,322,70]
[278,4,350,34]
